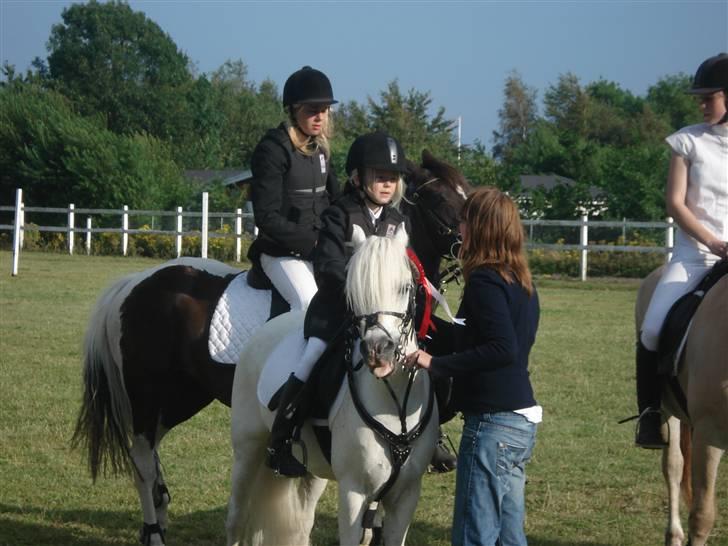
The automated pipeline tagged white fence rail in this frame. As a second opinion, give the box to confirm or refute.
[2,189,673,279]
[1,189,256,276]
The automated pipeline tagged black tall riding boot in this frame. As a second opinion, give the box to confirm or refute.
[635,340,667,449]
[267,374,308,477]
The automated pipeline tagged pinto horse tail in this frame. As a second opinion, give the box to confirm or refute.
[680,422,693,506]
[72,273,137,482]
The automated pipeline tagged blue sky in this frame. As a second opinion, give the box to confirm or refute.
[1,1,727,148]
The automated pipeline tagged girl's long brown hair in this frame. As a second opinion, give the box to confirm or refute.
[459,186,533,295]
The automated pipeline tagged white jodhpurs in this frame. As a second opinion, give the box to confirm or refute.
[260,254,317,311]
[640,245,721,351]
[293,337,328,382]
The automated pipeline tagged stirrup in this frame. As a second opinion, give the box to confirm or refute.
[429,433,457,473]
[635,408,667,449]
[267,440,308,478]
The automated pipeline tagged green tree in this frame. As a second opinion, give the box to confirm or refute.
[367,80,458,162]
[0,84,191,210]
[209,60,283,168]
[646,74,701,131]
[46,1,193,139]
[492,71,538,160]
[543,73,590,136]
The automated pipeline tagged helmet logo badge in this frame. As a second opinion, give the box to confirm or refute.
[387,137,398,165]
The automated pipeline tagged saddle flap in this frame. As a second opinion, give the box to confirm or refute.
[257,327,308,409]
[657,259,728,375]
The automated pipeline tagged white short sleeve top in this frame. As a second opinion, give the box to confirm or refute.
[665,123,728,252]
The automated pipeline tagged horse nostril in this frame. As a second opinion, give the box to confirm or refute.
[377,339,395,355]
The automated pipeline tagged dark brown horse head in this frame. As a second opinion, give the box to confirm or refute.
[403,150,471,285]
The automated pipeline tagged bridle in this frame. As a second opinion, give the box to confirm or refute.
[405,177,461,241]
[344,281,435,544]
[404,176,464,289]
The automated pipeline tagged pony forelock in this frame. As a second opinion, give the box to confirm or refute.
[345,235,412,317]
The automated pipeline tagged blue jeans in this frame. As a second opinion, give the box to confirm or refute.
[452,412,537,546]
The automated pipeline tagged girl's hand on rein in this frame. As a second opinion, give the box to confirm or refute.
[706,238,728,259]
[405,349,432,370]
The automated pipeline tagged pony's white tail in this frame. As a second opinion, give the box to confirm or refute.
[231,459,318,546]
[72,273,137,481]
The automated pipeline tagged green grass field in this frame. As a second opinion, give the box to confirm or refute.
[0,251,725,546]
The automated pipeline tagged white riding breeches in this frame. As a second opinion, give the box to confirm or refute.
[293,337,328,382]
[640,245,721,351]
[260,254,317,311]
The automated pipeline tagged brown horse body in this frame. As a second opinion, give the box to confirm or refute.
[636,269,728,546]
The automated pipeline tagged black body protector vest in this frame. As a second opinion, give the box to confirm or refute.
[341,192,406,251]
[281,144,330,229]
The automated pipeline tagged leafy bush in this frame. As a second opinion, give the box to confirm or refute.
[528,240,666,278]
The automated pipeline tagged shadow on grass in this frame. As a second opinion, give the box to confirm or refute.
[0,502,229,546]
[0,503,342,546]
[1,503,608,545]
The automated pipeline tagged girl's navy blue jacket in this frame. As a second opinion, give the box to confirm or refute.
[430,266,540,414]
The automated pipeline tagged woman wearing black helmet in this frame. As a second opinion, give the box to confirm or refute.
[248,66,340,311]
[267,132,410,477]
[635,53,728,448]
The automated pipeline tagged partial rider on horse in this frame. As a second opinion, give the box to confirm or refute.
[635,53,728,448]
[266,131,458,477]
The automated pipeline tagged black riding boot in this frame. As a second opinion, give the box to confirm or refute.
[267,374,308,477]
[430,427,457,473]
[635,340,667,449]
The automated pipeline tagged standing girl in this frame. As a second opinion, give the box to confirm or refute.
[635,53,728,448]
[248,66,340,311]
[406,187,541,546]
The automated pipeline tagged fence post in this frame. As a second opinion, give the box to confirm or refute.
[579,214,588,282]
[176,206,183,258]
[235,208,242,262]
[86,217,92,255]
[68,203,75,255]
[622,217,626,242]
[122,205,129,256]
[201,192,209,259]
[666,216,674,263]
[11,188,23,276]
[19,199,24,249]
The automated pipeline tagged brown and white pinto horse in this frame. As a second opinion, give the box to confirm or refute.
[71,150,470,545]
[635,267,728,546]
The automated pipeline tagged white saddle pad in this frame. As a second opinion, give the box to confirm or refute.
[208,272,271,364]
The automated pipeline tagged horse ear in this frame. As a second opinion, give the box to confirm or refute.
[351,224,367,251]
[421,149,437,168]
[394,222,409,247]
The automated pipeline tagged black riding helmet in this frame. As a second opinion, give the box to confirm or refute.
[345,132,407,178]
[282,66,337,107]
[686,53,728,95]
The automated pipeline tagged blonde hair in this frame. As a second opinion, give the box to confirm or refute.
[459,186,533,295]
[287,104,333,157]
[351,168,405,209]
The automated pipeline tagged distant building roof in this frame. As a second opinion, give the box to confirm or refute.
[184,169,252,187]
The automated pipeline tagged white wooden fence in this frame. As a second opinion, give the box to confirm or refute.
[1,189,257,276]
[2,188,674,280]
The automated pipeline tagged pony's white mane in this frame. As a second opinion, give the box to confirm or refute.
[345,234,412,317]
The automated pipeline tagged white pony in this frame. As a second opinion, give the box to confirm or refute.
[226,226,439,546]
